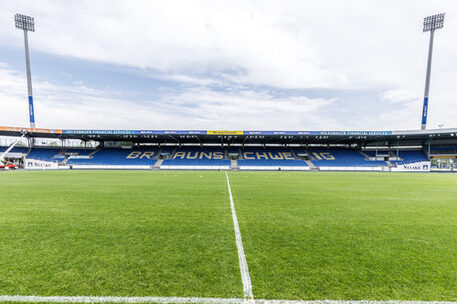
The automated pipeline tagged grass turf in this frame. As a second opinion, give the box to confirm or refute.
[0,170,457,301]
[0,171,242,298]
[228,171,457,301]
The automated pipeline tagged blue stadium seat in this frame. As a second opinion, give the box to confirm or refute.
[0,146,29,154]
[27,148,62,162]
[306,147,388,167]
[1,145,429,169]
[391,150,427,164]
[162,147,229,166]
[66,148,159,165]
[238,147,306,167]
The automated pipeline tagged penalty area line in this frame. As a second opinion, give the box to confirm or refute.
[0,296,456,304]
[225,171,253,300]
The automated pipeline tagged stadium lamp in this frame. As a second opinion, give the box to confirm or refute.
[15,13,36,129]
[420,13,445,130]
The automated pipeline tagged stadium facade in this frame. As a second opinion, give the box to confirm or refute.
[1,125,457,172]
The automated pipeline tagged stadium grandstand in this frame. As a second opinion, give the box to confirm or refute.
[1,125,456,171]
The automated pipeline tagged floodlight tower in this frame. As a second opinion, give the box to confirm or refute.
[15,13,36,128]
[420,13,445,130]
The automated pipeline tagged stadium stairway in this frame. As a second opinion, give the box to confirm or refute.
[230,159,239,170]
[170,147,178,158]
[62,154,70,165]
[291,148,317,169]
[289,148,302,161]
[153,158,164,169]
[88,148,101,157]
[155,147,163,159]
[358,150,371,159]
[305,159,318,170]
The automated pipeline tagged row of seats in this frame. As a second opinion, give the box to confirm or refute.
[27,148,61,162]
[392,151,428,164]
[68,148,160,165]
[161,147,228,166]
[0,146,29,154]
[0,146,429,167]
[307,147,388,167]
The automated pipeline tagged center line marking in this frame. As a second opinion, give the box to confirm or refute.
[225,171,253,300]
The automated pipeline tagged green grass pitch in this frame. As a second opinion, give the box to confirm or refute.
[0,170,456,301]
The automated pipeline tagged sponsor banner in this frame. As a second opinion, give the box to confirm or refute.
[25,158,59,169]
[28,96,35,124]
[431,155,457,159]
[206,130,243,135]
[421,97,429,125]
[63,130,208,135]
[243,130,392,136]
[1,127,392,137]
[309,131,392,136]
[244,131,304,135]
[162,130,207,135]
[63,129,138,135]
[0,126,62,134]
[391,161,431,172]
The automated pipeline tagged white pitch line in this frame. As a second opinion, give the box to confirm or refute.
[0,296,238,304]
[225,171,253,300]
[0,296,456,304]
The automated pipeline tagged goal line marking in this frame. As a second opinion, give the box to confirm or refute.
[0,295,456,304]
[225,171,253,300]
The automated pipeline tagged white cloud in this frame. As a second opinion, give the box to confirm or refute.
[379,89,419,104]
[3,0,448,89]
[0,62,336,130]
[1,0,457,130]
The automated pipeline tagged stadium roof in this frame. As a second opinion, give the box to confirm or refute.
[1,126,457,146]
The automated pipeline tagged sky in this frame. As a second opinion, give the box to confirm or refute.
[0,0,456,131]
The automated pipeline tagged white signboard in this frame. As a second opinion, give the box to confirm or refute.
[68,155,91,159]
[391,161,431,172]
[25,159,59,169]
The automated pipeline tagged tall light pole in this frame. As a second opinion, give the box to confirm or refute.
[15,13,36,129]
[420,13,445,130]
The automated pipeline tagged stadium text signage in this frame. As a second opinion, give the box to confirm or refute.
[206,130,244,135]
[391,161,431,172]
[242,151,296,160]
[60,129,393,136]
[25,159,58,169]
[0,126,62,134]
[0,126,394,137]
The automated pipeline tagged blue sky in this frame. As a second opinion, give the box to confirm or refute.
[0,0,456,131]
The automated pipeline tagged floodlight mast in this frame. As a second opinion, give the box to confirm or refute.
[15,13,36,129]
[420,13,445,130]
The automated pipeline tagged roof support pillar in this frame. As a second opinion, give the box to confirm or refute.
[427,140,431,160]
